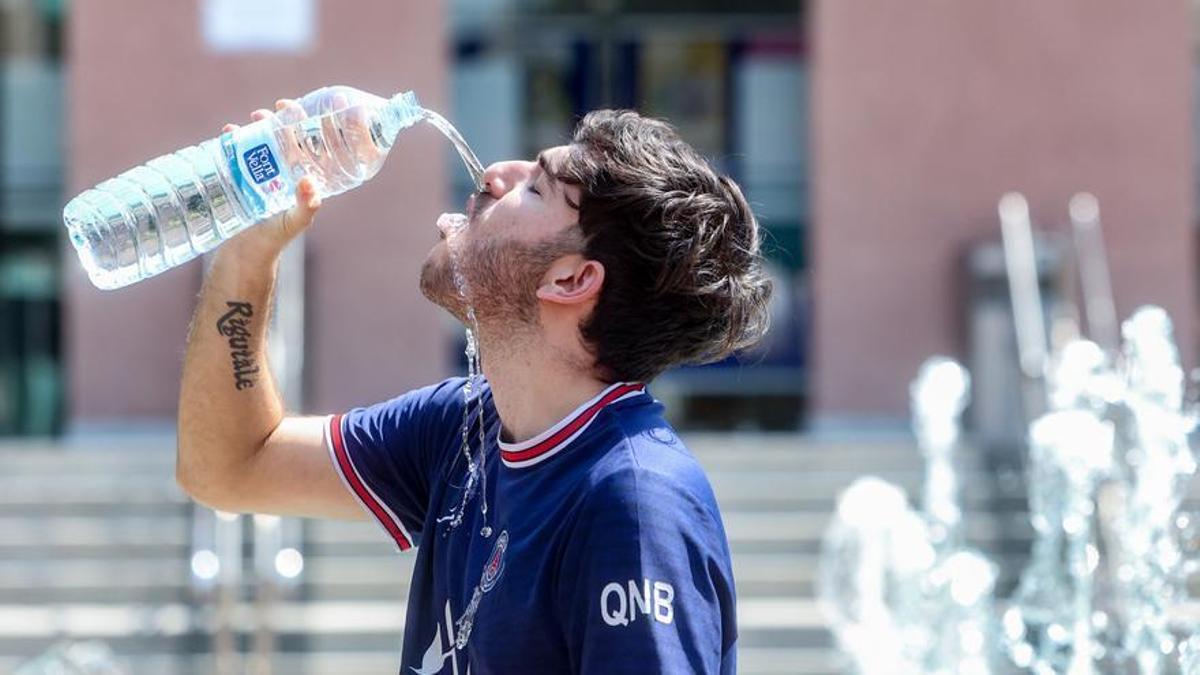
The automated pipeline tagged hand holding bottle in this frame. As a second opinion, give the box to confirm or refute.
[219,99,322,260]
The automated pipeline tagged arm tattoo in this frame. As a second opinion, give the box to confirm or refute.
[216,301,260,390]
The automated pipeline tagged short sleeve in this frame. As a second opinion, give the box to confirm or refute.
[325,378,466,551]
[555,467,738,674]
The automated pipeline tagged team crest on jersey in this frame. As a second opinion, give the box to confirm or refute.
[480,530,508,592]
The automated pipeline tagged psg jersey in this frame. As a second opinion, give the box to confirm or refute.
[324,378,738,674]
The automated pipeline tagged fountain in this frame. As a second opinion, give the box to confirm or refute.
[820,193,1200,674]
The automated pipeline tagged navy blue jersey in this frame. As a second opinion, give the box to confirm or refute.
[324,378,737,674]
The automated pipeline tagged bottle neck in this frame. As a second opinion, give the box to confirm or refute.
[378,91,424,148]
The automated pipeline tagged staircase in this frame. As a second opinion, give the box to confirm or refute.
[0,433,1030,675]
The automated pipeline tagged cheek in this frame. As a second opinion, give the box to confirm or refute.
[477,202,527,238]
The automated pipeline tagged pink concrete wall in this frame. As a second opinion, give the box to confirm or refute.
[811,0,1196,420]
[65,1,450,423]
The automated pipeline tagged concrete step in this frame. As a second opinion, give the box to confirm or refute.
[0,646,845,675]
[0,478,186,510]
[302,510,1034,544]
[0,472,1035,518]
[0,597,829,654]
[0,515,190,548]
[0,551,811,601]
[0,432,1036,673]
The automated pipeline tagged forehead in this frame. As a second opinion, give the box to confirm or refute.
[537,145,571,173]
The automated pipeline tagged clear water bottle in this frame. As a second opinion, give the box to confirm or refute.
[63,85,425,289]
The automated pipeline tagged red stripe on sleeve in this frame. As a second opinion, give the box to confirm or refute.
[329,414,413,551]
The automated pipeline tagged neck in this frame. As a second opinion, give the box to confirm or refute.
[476,325,610,444]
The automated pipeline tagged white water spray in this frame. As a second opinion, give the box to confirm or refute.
[433,213,492,540]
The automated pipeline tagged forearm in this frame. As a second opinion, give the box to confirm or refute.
[177,240,286,504]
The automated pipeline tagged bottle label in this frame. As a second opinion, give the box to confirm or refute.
[223,121,292,219]
[244,144,281,185]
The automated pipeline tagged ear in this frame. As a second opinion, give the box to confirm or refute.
[536,255,605,306]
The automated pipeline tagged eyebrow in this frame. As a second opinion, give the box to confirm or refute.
[535,152,560,194]
[536,151,580,210]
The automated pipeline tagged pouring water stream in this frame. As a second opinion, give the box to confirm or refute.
[420,109,491,537]
[419,112,500,650]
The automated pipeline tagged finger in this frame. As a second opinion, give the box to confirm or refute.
[222,123,239,133]
[278,179,321,240]
[274,99,306,124]
[297,177,322,212]
[250,108,273,121]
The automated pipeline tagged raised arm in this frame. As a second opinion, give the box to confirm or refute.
[176,104,363,520]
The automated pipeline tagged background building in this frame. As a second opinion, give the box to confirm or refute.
[3,0,810,437]
[3,1,1190,438]
[0,0,63,435]
[811,1,1196,427]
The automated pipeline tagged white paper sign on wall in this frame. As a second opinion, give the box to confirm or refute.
[202,0,316,54]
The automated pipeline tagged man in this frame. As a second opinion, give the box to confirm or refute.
[177,104,772,674]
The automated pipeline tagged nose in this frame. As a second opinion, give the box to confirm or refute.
[480,160,536,199]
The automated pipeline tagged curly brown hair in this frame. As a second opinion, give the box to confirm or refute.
[555,110,773,383]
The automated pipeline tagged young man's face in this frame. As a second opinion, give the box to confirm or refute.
[420,145,584,327]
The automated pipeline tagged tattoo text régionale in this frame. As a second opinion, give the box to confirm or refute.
[216,301,259,390]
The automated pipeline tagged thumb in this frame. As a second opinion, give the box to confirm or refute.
[279,176,322,241]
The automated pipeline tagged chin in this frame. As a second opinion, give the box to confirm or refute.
[419,253,469,324]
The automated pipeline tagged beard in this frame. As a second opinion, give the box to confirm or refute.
[420,229,582,332]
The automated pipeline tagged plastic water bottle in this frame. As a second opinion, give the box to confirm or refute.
[62,85,425,289]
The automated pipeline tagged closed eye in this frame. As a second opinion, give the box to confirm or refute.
[526,181,542,197]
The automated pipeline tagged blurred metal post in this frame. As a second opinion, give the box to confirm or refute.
[271,235,306,412]
[998,192,1049,418]
[14,641,129,675]
[250,235,307,674]
[194,254,248,674]
[251,515,281,675]
[213,510,243,675]
[1068,193,1119,354]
